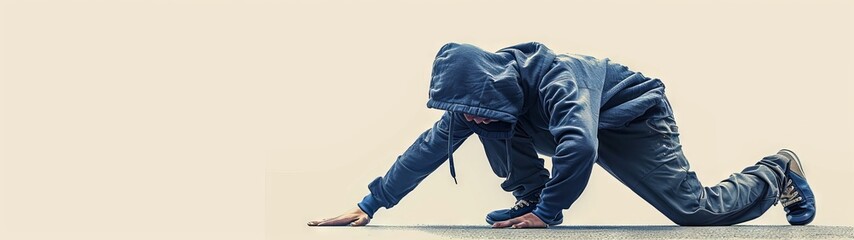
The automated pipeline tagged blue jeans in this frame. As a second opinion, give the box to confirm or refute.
[482,93,789,225]
[480,125,550,201]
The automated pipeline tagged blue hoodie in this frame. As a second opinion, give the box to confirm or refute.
[357,42,664,225]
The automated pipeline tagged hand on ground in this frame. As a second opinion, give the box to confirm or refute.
[307,207,370,227]
[492,213,548,229]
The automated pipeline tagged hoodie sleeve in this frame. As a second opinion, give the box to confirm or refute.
[357,111,474,218]
[531,67,601,225]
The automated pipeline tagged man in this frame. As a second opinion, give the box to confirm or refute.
[306,42,816,228]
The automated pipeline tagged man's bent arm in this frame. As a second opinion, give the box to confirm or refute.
[532,68,602,225]
[357,112,474,218]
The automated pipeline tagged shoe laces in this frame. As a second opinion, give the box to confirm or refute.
[511,199,536,211]
[780,178,803,208]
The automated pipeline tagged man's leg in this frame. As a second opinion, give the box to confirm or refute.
[481,125,550,224]
[596,95,789,226]
[480,125,549,200]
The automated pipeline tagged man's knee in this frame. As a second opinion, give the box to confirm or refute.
[671,216,709,226]
[669,212,716,226]
[667,211,738,226]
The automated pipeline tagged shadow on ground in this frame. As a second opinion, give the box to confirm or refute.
[359,225,854,239]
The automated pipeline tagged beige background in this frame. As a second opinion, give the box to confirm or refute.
[1,0,852,239]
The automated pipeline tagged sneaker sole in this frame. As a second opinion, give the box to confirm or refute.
[485,216,496,225]
[780,148,805,177]
[779,148,816,225]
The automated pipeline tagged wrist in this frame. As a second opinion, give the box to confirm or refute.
[357,194,381,218]
[532,206,563,226]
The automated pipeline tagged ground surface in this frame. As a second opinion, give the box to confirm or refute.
[302,225,854,239]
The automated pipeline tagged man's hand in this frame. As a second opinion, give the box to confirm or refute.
[307,207,371,227]
[492,212,548,229]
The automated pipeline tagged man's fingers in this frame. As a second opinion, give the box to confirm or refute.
[317,216,357,226]
[350,217,370,226]
[464,114,475,122]
[511,221,528,229]
[307,218,333,226]
[492,219,519,228]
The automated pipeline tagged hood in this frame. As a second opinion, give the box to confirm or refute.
[427,42,556,138]
[425,42,556,184]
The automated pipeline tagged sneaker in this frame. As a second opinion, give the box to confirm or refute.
[777,149,816,225]
[485,198,538,225]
